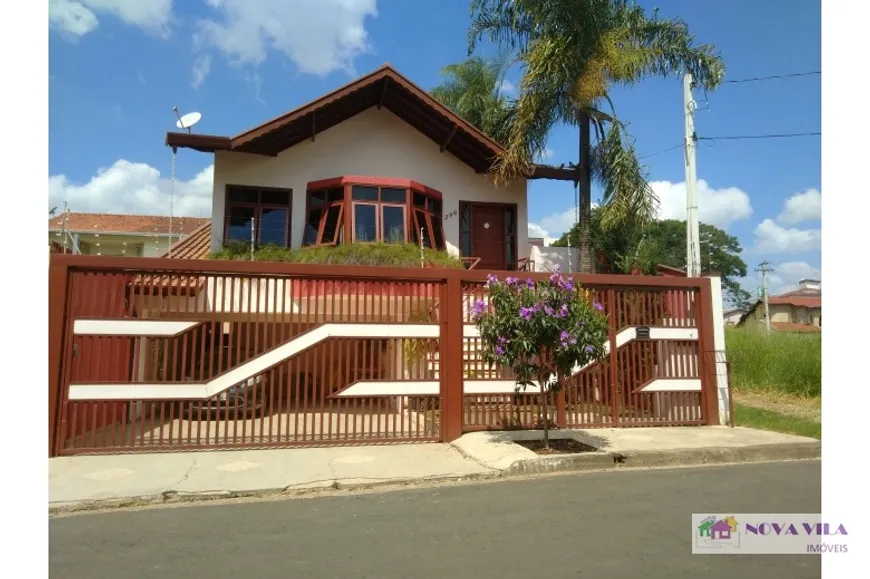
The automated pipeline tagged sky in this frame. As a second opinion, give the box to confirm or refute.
[48,0,821,296]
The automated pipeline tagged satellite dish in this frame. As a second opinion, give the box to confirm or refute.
[176,111,202,132]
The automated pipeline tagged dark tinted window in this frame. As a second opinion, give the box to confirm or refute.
[322,205,342,244]
[352,186,378,201]
[381,188,406,204]
[354,204,378,241]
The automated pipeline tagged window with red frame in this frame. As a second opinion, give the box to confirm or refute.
[224,185,292,247]
[302,180,446,249]
[303,187,344,246]
[410,190,443,250]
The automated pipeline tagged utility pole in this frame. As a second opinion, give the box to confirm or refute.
[756,261,774,334]
[683,73,701,277]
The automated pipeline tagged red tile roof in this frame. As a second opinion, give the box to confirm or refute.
[48,212,208,236]
[768,296,821,308]
[771,322,821,333]
[161,221,213,259]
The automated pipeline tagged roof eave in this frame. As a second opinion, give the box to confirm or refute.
[165,132,232,153]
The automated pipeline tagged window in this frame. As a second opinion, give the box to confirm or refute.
[302,187,344,246]
[302,178,445,248]
[224,186,292,247]
[411,191,442,249]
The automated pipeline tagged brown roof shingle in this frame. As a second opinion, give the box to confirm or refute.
[48,212,208,236]
[161,221,213,259]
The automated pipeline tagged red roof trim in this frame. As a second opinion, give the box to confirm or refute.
[306,176,443,200]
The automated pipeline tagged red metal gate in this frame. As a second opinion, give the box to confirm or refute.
[48,256,719,456]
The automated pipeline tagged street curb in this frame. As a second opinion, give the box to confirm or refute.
[501,441,821,476]
[48,473,498,516]
[49,443,820,516]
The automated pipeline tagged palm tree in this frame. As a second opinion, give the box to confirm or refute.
[467,0,726,272]
[430,53,516,145]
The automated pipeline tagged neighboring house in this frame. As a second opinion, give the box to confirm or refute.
[738,279,821,333]
[723,308,746,326]
[165,64,574,270]
[48,212,209,257]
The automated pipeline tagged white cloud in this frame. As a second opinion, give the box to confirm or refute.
[500,79,516,95]
[49,0,173,38]
[651,179,752,230]
[49,160,214,217]
[744,261,821,296]
[534,147,555,163]
[777,188,821,225]
[194,0,378,80]
[527,203,601,246]
[527,223,557,246]
[191,54,212,89]
[753,218,821,254]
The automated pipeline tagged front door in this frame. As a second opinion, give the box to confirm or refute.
[470,204,507,270]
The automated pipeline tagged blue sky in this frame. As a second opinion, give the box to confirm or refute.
[48,0,821,295]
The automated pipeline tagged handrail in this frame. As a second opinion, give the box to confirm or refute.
[461,257,482,270]
[516,257,534,272]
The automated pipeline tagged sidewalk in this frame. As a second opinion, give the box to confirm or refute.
[49,426,819,513]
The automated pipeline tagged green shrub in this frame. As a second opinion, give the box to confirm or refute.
[725,328,821,398]
[211,242,465,269]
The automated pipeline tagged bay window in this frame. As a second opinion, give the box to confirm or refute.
[224,185,292,247]
[302,176,446,249]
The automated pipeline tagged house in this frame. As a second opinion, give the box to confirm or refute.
[709,519,733,540]
[723,308,746,326]
[738,279,821,333]
[164,64,575,270]
[48,212,208,257]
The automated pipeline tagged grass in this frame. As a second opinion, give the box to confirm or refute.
[725,327,821,398]
[725,327,821,439]
[733,402,821,440]
[211,242,466,269]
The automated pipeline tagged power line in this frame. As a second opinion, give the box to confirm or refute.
[722,71,820,84]
[699,132,820,141]
[639,143,683,159]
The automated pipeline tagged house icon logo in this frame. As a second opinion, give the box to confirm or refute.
[696,516,740,549]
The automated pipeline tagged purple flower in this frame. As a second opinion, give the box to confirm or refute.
[498,336,508,345]
[525,278,536,288]
[563,277,575,291]
[544,305,554,316]
[557,304,569,318]
[494,345,505,356]
[593,302,604,312]
[505,276,519,286]
[485,273,499,287]
[519,307,533,321]
[469,299,488,320]
[584,345,595,354]
[531,303,541,313]
[559,330,570,342]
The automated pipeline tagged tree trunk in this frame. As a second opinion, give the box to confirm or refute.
[578,112,594,274]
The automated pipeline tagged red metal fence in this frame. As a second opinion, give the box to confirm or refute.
[48,255,719,456]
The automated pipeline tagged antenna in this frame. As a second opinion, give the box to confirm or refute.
[173,106,202,134]
[168,106,202,257]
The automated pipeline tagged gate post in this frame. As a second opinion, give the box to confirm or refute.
[697,278,721,425]
[607,288,620,426]
[439,274,464,442]
[48,257,70,457]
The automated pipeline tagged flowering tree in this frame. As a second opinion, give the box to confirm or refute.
[469,269,611,448]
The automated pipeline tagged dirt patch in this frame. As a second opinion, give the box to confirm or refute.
[734,392,821,422]
[515,439,600,455]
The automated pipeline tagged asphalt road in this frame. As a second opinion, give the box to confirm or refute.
[50,461,821,579]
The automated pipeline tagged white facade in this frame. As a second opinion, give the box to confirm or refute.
[210,107,529,259]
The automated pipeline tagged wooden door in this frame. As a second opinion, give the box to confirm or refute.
[470,204,506,270]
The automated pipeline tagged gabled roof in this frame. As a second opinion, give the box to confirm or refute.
[48,212,208,236]
[166,64,575,180]
[161,221,213,259]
